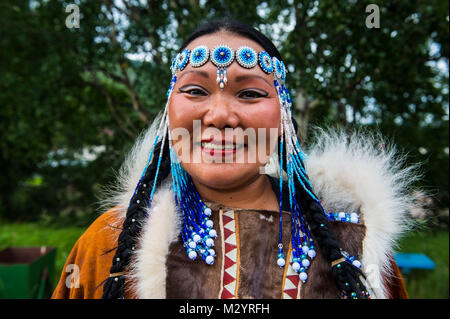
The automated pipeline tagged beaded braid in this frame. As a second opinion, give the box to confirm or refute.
[102,138,170,299]
[279,119,370,299]
[296,183,370,299]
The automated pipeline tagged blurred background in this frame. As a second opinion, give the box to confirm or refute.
[0,0,448,298]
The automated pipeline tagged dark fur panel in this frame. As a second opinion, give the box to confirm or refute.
[236,210,291,299]
[301,222,366,298]
[165,206,222,298]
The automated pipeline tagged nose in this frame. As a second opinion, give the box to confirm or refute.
[202,94,239,129]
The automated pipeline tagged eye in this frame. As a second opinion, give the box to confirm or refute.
[179,86,208,96]
[238,89,268,99]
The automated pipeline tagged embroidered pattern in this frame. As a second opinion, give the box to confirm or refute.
[281,245,301,299]
[219,210,240,299]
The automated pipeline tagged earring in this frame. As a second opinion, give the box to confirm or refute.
[274,79,317,283]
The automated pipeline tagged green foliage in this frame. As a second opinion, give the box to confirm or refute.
[0,0,448,221]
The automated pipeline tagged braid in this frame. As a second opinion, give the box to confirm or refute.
[102,137,171,299]
[281,119,369,299]
[296,184,369,299]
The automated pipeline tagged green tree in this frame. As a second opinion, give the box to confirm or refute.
[0,0,448,223]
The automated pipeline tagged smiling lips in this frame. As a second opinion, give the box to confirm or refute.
[200,138,245,156]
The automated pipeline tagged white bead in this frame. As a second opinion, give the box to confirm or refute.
[292,262,301,271]
[338,212,346,219]
[188,250,197,260]
[205,238,214,247]
[301,259,310,268]
[352,260,362,268]
[299,272,308,282]
[209,229,217,238]
[208,249,216,257]
[350,213,359,223]
[205,255,214,265]
[308,250,316,258]
[302,245,309,254]
[277,258,286,267]
[204,208,212,216]
[193,234,201,243]
[205,220,214,228]
[188,241,196,249]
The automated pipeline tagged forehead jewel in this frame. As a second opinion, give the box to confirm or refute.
[170,45,287,89]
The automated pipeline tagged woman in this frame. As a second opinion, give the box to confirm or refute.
[52,18,413,299]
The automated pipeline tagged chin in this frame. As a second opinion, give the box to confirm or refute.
[185,162,259,190]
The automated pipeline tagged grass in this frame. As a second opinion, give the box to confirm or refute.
[0,222,86,294]
[0,221,448,299]
[395,227,449,299]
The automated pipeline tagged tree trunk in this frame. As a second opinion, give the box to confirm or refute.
[294,88,319,144]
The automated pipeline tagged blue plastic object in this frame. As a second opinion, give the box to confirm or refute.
[393,253,435,275]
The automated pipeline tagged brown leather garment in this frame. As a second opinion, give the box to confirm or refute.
[51,209,125,299]
[52,205,407,299]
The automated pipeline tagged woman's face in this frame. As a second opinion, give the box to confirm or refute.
[168,31,281,191]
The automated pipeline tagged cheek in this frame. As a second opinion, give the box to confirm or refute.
[238,100,280,162]
[241,99,280,133]
[168,95,200,131]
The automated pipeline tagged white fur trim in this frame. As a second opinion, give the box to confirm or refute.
[305,128,417,298]
[104,117,416,298]
[98,111,165,220]
[128,178,178,298]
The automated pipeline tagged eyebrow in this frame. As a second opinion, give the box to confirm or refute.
[178,70,209,82]
[178,70,271,87]
[235,74,271,86]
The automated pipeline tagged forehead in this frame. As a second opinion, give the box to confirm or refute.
[186,31,266,53]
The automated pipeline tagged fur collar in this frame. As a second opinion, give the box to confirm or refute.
[103,121,416,299]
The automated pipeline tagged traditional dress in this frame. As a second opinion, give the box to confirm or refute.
[52,129,411,299]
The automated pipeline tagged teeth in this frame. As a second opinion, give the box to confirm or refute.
[202,142,237,150]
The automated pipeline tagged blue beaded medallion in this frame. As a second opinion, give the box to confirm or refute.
[171,55,178,76]
[211,45,234,67]
[236,46,257,68]
[258,51,274,74]
[190,46,209,68]
[177,49,190,71]
[273,57,284,79]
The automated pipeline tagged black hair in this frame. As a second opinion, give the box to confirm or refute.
[102,17,368,299]
[178,17,282,60]
[102,137,170,298]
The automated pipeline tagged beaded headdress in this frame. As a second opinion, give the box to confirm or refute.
[134,44,364,287]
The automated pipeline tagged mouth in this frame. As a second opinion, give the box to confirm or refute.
[200,139,246,156]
